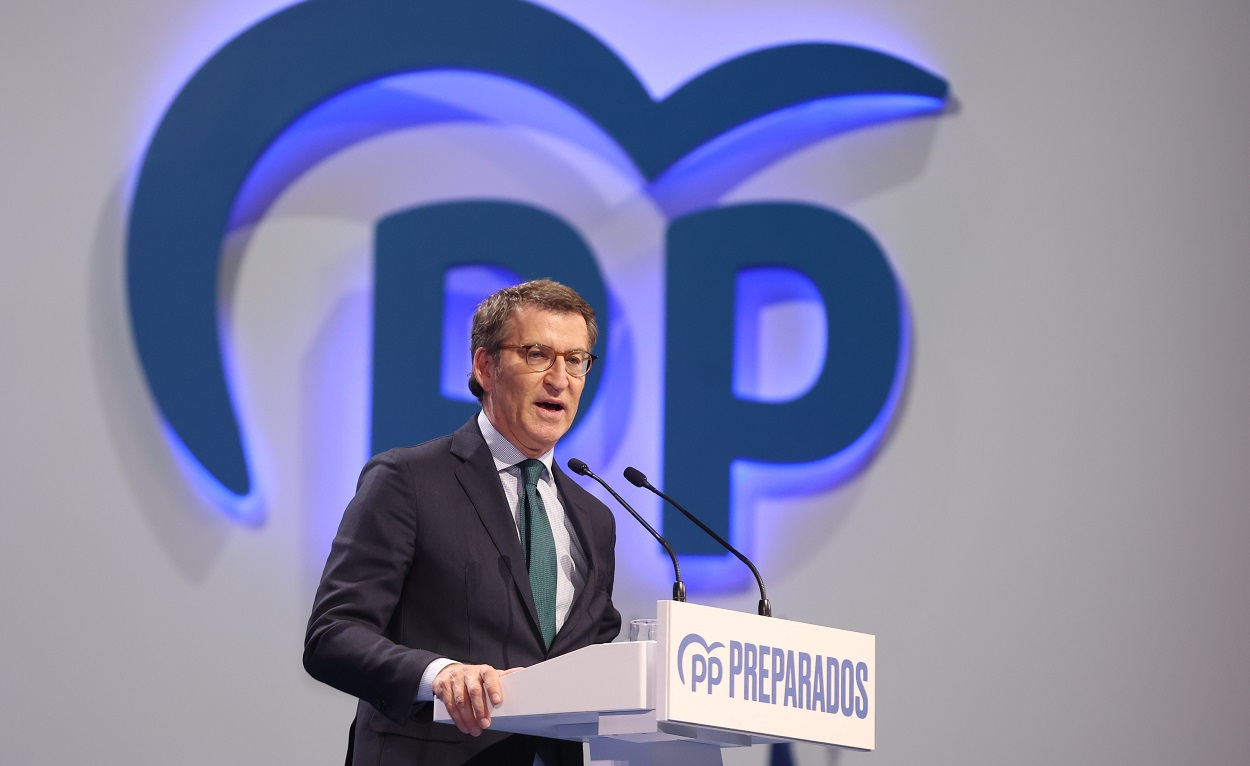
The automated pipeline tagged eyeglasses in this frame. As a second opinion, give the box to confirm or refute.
[498,343,598,377]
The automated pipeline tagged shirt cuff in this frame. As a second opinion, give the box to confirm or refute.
[416,657,460,702]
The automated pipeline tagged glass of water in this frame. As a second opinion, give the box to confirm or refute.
[628,618,658,641]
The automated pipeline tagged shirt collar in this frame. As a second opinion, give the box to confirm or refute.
[477,410,554,478]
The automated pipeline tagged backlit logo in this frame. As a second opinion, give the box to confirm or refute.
[127,0,950,559]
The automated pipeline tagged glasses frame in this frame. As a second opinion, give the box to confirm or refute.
[497,343,599,377]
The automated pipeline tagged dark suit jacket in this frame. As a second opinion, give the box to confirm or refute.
[304,417,621,765]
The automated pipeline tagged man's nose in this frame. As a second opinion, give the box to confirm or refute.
[543,359,570,390]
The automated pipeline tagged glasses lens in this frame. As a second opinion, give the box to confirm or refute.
[565,352,591,376]
[524,345,555,370]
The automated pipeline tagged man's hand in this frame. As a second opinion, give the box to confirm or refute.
[432,663,521,736]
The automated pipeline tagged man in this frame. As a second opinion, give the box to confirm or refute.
[304,279,621,765]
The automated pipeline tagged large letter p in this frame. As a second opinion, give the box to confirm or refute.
[663,203,906,556]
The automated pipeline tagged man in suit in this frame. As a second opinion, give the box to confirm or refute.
[304,279,621,765]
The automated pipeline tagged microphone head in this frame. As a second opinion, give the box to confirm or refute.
[623,466,649,488]
[566,457,591,476]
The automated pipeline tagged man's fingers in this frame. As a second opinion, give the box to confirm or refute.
[436,665,481,736]
[463,669,491,728]
[431,664,525,733]
[480,665,503,708]
[451,673,480,736]
[434,664,510,736]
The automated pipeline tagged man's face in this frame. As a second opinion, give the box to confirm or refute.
[475,306,591,458]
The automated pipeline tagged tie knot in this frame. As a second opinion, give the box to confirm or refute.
[519,458,545,489]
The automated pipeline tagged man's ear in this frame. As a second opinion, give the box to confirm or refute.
[472,347,495,394]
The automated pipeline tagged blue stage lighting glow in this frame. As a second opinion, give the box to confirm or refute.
[734,266,827,403]
[441,265,521,401]
[229,70,641,232]
[651,93,946,218]
[161,420,263,525]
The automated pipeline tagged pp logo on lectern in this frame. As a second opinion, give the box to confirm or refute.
[678,631,871,718]
[127,0,949,557]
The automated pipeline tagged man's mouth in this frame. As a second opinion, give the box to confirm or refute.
[536,401,565,413]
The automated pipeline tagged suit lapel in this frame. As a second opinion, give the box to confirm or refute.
[449,419,546,650]
[550,465,598,653]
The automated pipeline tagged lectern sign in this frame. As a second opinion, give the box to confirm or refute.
[656,601,876,750]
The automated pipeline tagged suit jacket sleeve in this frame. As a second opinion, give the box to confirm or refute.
[303,449,436,722]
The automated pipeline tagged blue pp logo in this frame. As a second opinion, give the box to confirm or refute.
[127,0,949,555]
[677,633,727,693]
[676,631,869,717]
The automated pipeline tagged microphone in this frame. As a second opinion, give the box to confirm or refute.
[624,466,772,617]
[567,458,686,603]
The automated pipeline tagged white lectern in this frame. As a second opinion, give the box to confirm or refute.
[435,601,876,765]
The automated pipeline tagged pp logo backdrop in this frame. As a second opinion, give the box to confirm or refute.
[127,0,949,576]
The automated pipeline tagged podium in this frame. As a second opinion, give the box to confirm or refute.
[435,601,876,765]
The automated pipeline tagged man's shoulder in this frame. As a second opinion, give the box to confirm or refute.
[368,418,485,468]
[364,436,448,470]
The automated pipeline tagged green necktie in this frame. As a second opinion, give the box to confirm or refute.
[519,459,558,649]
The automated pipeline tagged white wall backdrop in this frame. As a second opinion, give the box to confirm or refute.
[3,1,1249,764]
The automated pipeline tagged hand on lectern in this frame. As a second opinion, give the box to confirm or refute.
[432,663,524,736]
